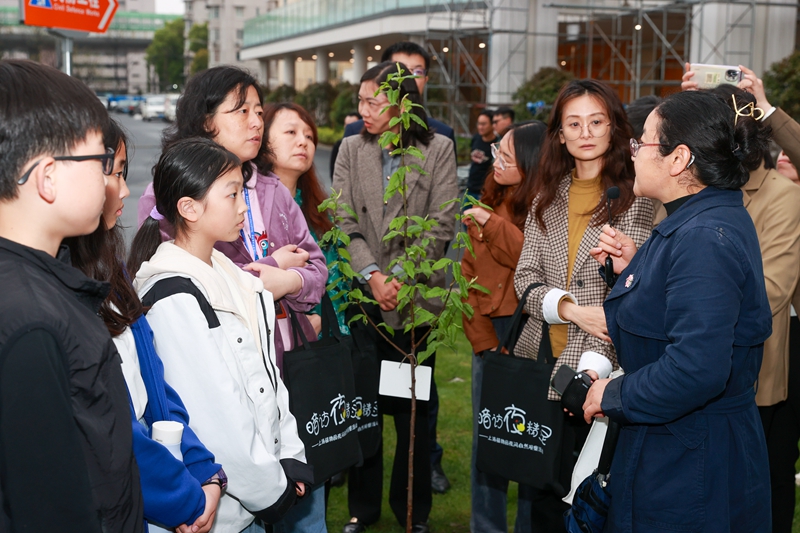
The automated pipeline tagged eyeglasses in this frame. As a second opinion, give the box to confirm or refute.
[491,142,516,171]
[629,138,669,158]
[17,147,116,185]
[411,68,427,77]
[560,120,610,141]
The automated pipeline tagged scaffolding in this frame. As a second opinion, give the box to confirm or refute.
[421,0,798,135]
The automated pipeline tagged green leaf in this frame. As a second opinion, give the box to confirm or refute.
[406,146,424,160]
[338,248,351,261]
[432,258,451,270]
[409,112,428,130]
[403,260,416,279]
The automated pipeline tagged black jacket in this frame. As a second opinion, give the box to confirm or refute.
[0,238,144,533]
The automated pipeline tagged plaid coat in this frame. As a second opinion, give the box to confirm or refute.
[513,174,654,400]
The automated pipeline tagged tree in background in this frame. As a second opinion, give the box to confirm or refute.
[265,84,298,103]
[188,22,208,75]
[512,67,575,121]
[146,17,185,92]
[763,50,800,122]
[296,82,338,128]
[330,82,358,127]
[190,49,208,75]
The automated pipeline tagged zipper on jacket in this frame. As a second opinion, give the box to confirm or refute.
[258,294,280,419]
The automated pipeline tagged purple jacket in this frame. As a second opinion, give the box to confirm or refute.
[137,170,326,370]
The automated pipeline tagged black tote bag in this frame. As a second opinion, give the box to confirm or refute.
[476,283,566,491]
[344,302,381,458]
[282,295,361,484]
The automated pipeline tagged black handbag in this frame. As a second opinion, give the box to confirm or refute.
[344,302,381,459]
[475,283,566,491]
[282,295,361,485]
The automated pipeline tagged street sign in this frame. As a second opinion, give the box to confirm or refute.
[22,0,117,33]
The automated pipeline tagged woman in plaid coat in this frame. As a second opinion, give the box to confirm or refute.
[512,80,654,531]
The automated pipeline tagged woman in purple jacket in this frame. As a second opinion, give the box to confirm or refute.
[136,67,326,372]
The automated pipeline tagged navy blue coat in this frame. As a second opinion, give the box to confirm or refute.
[601,187,772,533]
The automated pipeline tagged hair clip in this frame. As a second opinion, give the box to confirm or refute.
[732,94,765,125]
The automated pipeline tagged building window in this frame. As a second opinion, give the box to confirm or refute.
[213,29,220,41]
[132,73,140,78]
[208,6,219,19]
[236,29,243,40]
[235,6,244,16]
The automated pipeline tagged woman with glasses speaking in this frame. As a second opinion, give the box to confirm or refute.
[584,89,773,533]
[512,79,654,531]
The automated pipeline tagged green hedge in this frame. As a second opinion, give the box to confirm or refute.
[317,126,343,145]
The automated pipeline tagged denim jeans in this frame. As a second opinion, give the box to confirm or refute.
[272,484,328,533]
[471,316,533,533]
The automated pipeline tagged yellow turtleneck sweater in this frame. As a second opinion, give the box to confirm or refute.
[549,172,603,358]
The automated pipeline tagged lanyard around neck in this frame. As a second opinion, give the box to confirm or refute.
[241,187,261,262]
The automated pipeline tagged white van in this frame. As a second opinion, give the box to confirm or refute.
[164,93,181,122]
[141,94,167,122]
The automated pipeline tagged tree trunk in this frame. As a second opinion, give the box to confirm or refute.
[406,351,416,533]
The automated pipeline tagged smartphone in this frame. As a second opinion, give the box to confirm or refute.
[689,63,743,89]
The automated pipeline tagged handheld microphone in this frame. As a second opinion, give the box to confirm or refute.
[604,187,620,287]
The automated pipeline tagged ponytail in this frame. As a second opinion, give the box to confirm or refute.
[127,216,164,278]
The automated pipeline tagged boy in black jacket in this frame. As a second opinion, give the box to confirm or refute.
[0,59,144,532]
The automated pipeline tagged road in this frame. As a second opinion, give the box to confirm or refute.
[113,113,333,247]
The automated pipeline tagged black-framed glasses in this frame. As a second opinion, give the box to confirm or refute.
[629,138,669,158]
[17,147,116,185]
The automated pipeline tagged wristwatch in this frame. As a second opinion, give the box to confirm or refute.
[363,269,380,282]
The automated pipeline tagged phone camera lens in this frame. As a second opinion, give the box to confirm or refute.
[725,70,739,82]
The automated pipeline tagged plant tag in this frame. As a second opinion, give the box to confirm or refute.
[379,361,432,401]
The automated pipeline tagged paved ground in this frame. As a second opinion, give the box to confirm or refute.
[113,113,333,247]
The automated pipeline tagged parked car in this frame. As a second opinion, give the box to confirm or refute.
[163,93,181,122]
[141,94,167,122]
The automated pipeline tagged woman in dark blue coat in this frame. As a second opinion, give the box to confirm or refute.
[584,90,773,532]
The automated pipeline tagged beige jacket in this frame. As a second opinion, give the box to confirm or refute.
[514,175,654,400]
[332,133,458,330]
[744,165,800,406]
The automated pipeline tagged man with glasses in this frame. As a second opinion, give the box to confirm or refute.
[341,40,456,501]
[342,41,457,161]
[0,59,144,533]
[491,107,515,138]
[466,110,498,199]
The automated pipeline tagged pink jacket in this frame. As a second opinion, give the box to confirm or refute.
[137,169,326,369]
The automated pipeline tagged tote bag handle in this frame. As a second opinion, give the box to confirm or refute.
[494,282,553,363]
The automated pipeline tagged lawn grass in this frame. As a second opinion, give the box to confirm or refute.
[325,332,800,533]
[325,334,524,532]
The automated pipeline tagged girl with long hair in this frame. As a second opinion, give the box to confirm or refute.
[512,80,654,530]
[65,120,224,533]
[462,120,547,533]
[130,137,313,533]
[134,66,326,375]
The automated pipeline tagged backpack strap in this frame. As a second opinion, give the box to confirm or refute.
[141,277,220,329]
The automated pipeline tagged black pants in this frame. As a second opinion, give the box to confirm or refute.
[529,412,591,533]
[758,316,800,533]
[347,310,434,527]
